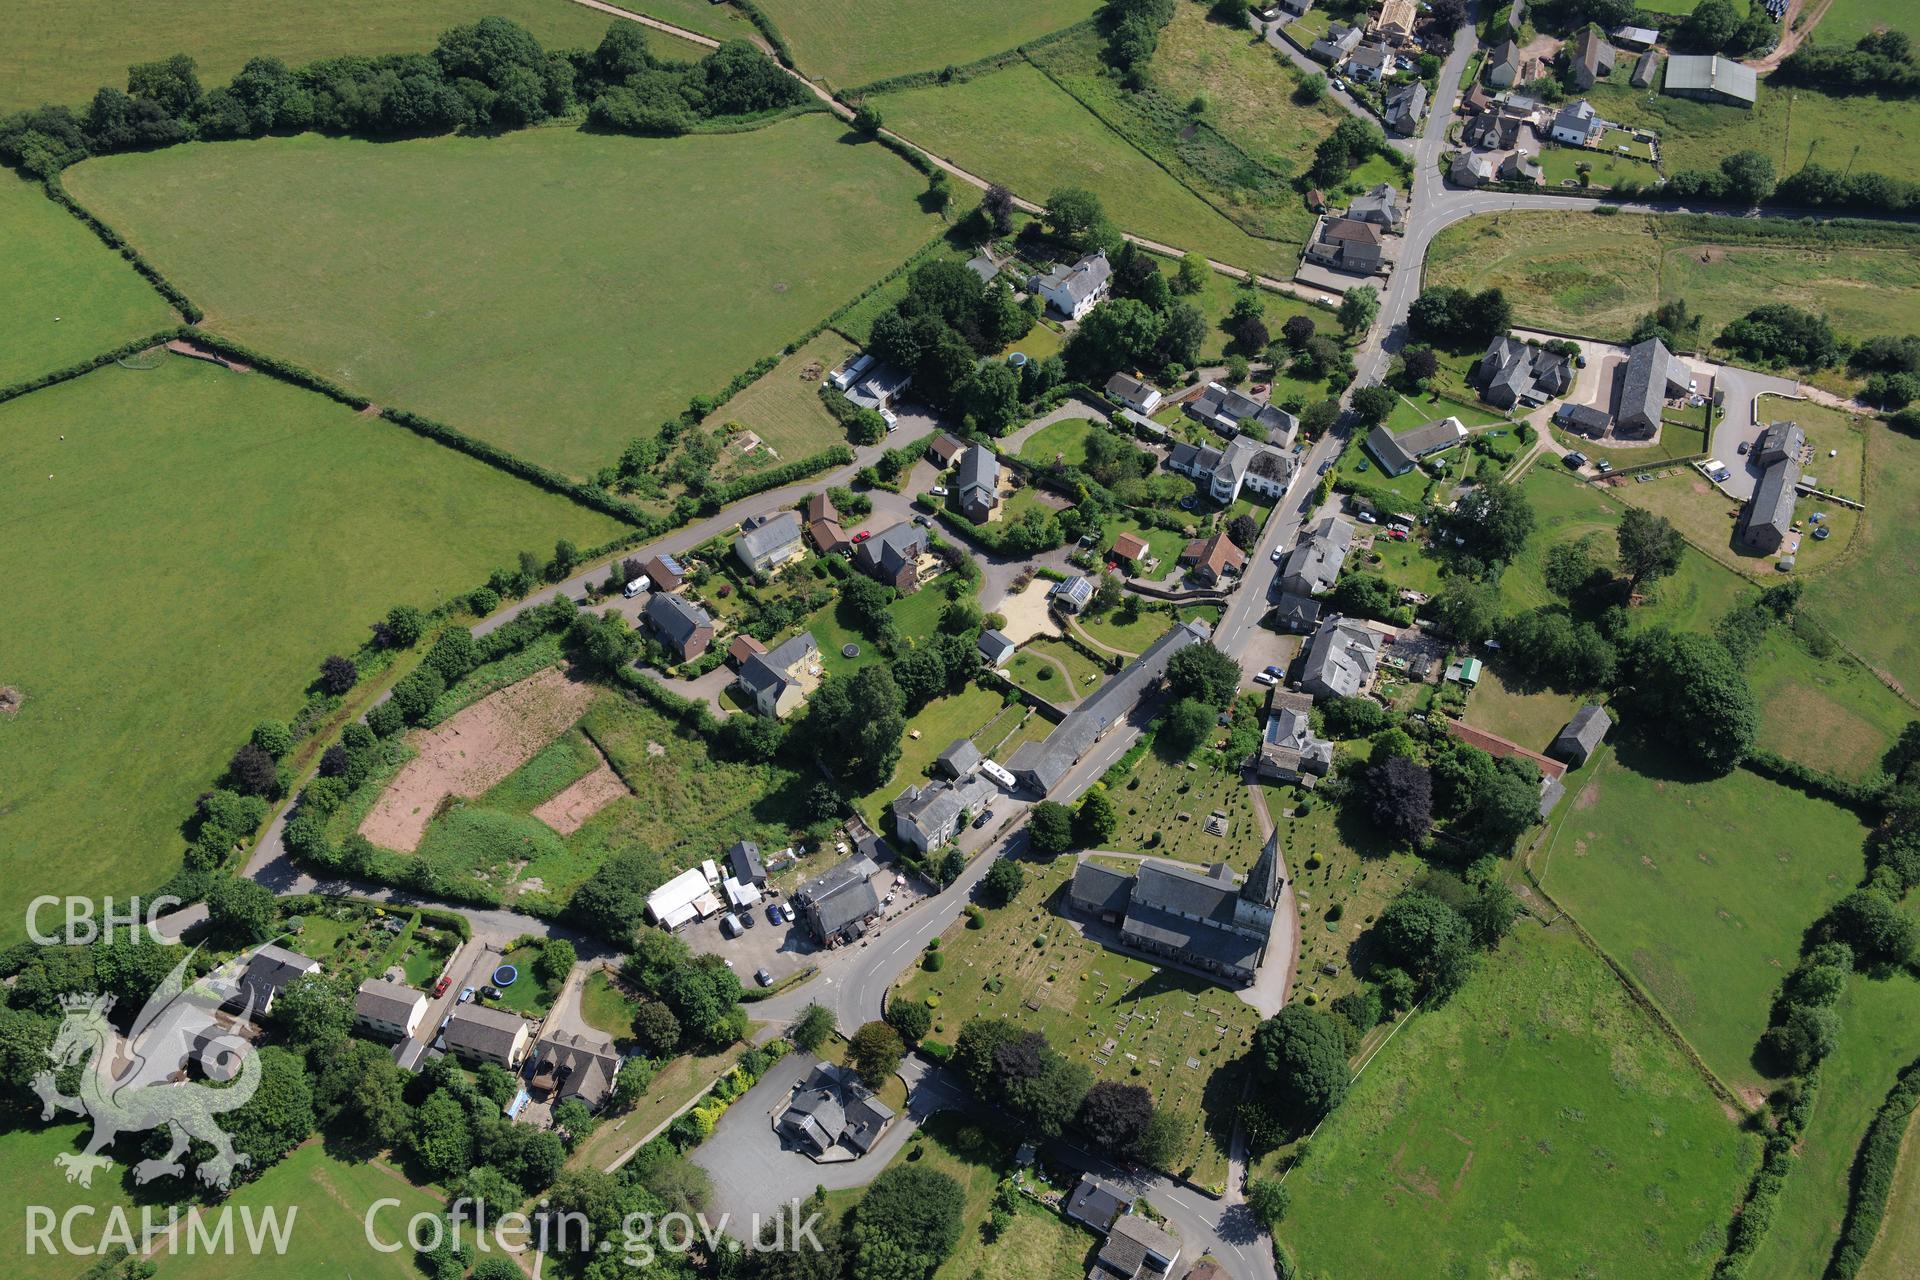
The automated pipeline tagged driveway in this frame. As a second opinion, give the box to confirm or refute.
[1710,362,1804,500]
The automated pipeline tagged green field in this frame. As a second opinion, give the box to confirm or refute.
[1804,421,1920,700]
[0,169,175,388]
[1749,623,1916,782]
[579,969,640,1041]
[1465,666,1590,751]
[1539,746,1870,1097]
[755,0,1101,90]
[1863,1095,1920,1280]
[0,360,621,942]
[1283,921,1755,1278]
[1538,141,1663,190]
[1806,0,1904,47]
[1426,211,1920,349]
[856,682,1008,824]
[4,1123,141,1280]
[874,62,1299,278]
[0,0,702,113]
[65,120,943,477]
[1007,637,1108,704]
[896,854,1257,1187]
[701,329,859,478]
[1019,416,1100,468]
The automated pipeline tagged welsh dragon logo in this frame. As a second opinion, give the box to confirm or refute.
[33,946,266,1190]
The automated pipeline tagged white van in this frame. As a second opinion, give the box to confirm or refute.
[623,575,650,599]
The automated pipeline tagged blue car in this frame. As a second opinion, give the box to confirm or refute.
[766,903,784,925]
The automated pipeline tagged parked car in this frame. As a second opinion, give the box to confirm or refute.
[1317,461,1334,475]
[1596,460,1613,474]
[851,530,872,543]
[1356,510,1377,524]
[720,914,743,939]
[1564,451,1588,468]
[1737,441,1749,454]
[972,809,995,829]
[913,514,932,527]
[1270,548,1284,562]
[741,910,756,929]
[480,985,502,1000]
[432,975,451,998]
[459,986,475,1003]
[1264,665,1284,678]
[767,903,784,925]
[1254,671,1276,686]
[1387,528,1409,541]
[930,485,949,497]
[755,967,774,987]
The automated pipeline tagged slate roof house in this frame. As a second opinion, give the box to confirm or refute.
[1007,621,1210,795]
[1549,98,1599,145]
[1548,704,1611,767]
[1303,216,1387,275]
[778,1061,896,1158]
[1091,1214,1182,1280]
[853,522,928,592]
[728,839,767,886]
[1167,435,1294,505]
[1477,334,1573,409]
[354,978,426,1042]
[735,510,804,574]
[955,445,1001,523]
[1384,80,1427,136]
[1186,381,1299,445]
[1064,1176,1131,1233]
[1754,419,1806,467]
[1486,38,1523,87]
[1180,531,1245,586]
[529,1028,622,1109]
[1031,249,1113,320]
[229,943,320,1016]
[794,853,881,944]
[1346,42,1393,83]
[1310,22,1364,63]
[1104,372,1163,415]
[1616,336,1687,437]
[893,775,998,852]
[979,628,1017,666]
[1570,28,1615,89]
[1067,837,1285,986]
[1255,689,1334,785]
[1273,590,1322,633]
[1280,515,1354,596]
[1347,183,1404,233]
[1555,401,1612,437]
[1665,53,1756,106]
[1365,417,1467,476]
[442,1004,531,1070]
[937,738,982,779]
[1449,149,1499,187]
[736,631,820,718]
[644,591,714,660]
[1300,616,1385,698]
[1738,452,1801,554]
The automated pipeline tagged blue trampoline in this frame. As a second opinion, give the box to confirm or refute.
[493,964,518,987]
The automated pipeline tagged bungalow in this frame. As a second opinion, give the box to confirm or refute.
[1065,1176,1130,1233]
[1049,575,1095,615]
[1664,53,1756,107]
[1300,616,1385,698]
[228,943,320,1016]
[1477,333,1573,409]
[1384,80,1427,136]
[1549,98,1599,146]
[1346,183,1404,233]
[1365,416,1467,476]
[353,978,426,1042]
[1616,336,1688,437]
[1280,515,1353,596]
[528,1028,622,1110]
[979,628,1017,667]
[1485,38,1523,88]
[735,510,805,574]
[845,362,912,419]
[893,775,998,852]
[442,1004,531,1070]
[1570,28,1615,90]
[640,553,685,593]
[1449,149,1498,186]
[643,591,714,661]
[1256,689,1334,784]
[1310,22,1364,63]
[1031,249,1113,321]
[736,631,820,718]
[927,433,967,467]
[1105,372,1164,415]
[1186,381,1299,445]
[955,445,1001,523]
[1549,704,1611,767]
[1180,532,1245,586]
[1303,216,1387,276]
[852,522,928,592]
[828,353,874,392]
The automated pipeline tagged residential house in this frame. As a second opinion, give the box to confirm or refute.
[937,738,982,780]
[1031,249,1112,321]
[1064,1176,1131,1233]
[728,839,767,887]
[1477,333,1573,409]
[1111,531,1151,567]
[1300,616,1385,698]
[735,510,804,574]
[529,1028,622,1109]
[1346,42,1393,83]
[1449,149,1499,186]
[778,1062,895,1157]
[1548,704,1611,767]
[1091,1214,1182,1280]
[1366,417,1467,476]
[1168,434,1293,505]
[1664,53,1756,106]
[893,775,998,852]
[1007,621,1210,794]
[1303,216,1387,275]
[1273,590,1322,633]
[852,522,928,591]
[1186,381,1300,445]
[736,631,820,718]
[1369,0,1418,43]
[1384,80,1427,136]
[845,362,912,419]
[1738,453,1801,553]
[965,253,998,285]
[643,591,714,661]
[794,853,881,944]
[1612,24,1659,49]
[1549,98,1599,145]
[1049,575,1095,614]
[727,634,767,669]
[646,866,723,929]
[1632,49,1661,88]
[1616,336,1688,437]
[927,433,967,467]
[1104,372,1163,415]
[1346,183,1404,233]
[353,978,426,1042]
[1754,419,1806,467]
[1570,28,1615,89]
[228,944,320,1016]
[1067,838,1284,986]
[1555,401,1612,437]
[1180,532,1245,586]
[978,628,1017,667]
[1486,38,1523,88]
[442,1004,531,1070]
[1255,689,1334,784]
[1461,82,1495,114]
[1310,22,1364,63]
[955,445,1001,522]
[640,553,685,593]
[804,493,845,553]
[1280,516,1354,596]
[1499,150,1544,184]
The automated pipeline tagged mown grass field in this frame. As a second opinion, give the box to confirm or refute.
[896,854,1257,1187]
[0,169,175,387]
[0,0,700,113]
[1807,0,1904,47]
[4,1123,140,1280]
[0,359,622,944]
[1281,922,1757,1280]
[1539,745,1870,1097]
[626,0,758,44]
[1425,211,1920,349]
[874,62,1299,277]
[1804,421,1920,700]
[1863,1098,1920,1280]
[1748,624,1913,784]
[1465,665,1589,750]
[755,0,1101,90]
[65,120,942,477]
[855,682,1008,824]
[701,329,857,478]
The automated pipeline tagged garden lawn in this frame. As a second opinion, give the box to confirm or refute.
[0,0,702,114]
[1078,603,1219,656]
[856,683,1008,824]
[1007,637,1109,705]
[65,119,943,477]
[0,169,175,388]
[1281,922,1757,1280]
[754,0,1101,90]
[1426,210,1920,348]
[1464,666,1589,751]
[1537,142,1662,191]
[1759,393,1866,501]
[1019,417,1101,468]
[579,969,640,1041]
[1538,745,1871,1098]
[1340,433,1433,507]
[0,359,621,944]
[702,330,859,478]
[874,63,1299,278]
[896,855,1258,1187]
[1745,974,1920,1279]
[1803,420,1920,699]
[3,1123,140,1280]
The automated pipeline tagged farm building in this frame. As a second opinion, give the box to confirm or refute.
[646,865,723,929]
[1365,417,1467,476]
[1664,54,1756,107]
[1549,704,1612,767]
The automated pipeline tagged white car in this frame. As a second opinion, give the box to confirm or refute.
[1253,672,1277,686]
[930,485,948,496]
[1356,511,1377,524]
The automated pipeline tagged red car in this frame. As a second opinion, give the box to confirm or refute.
[852,530,873,544]
[432,975,452,998]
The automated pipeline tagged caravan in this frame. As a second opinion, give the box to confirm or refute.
[623,575,650,599]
